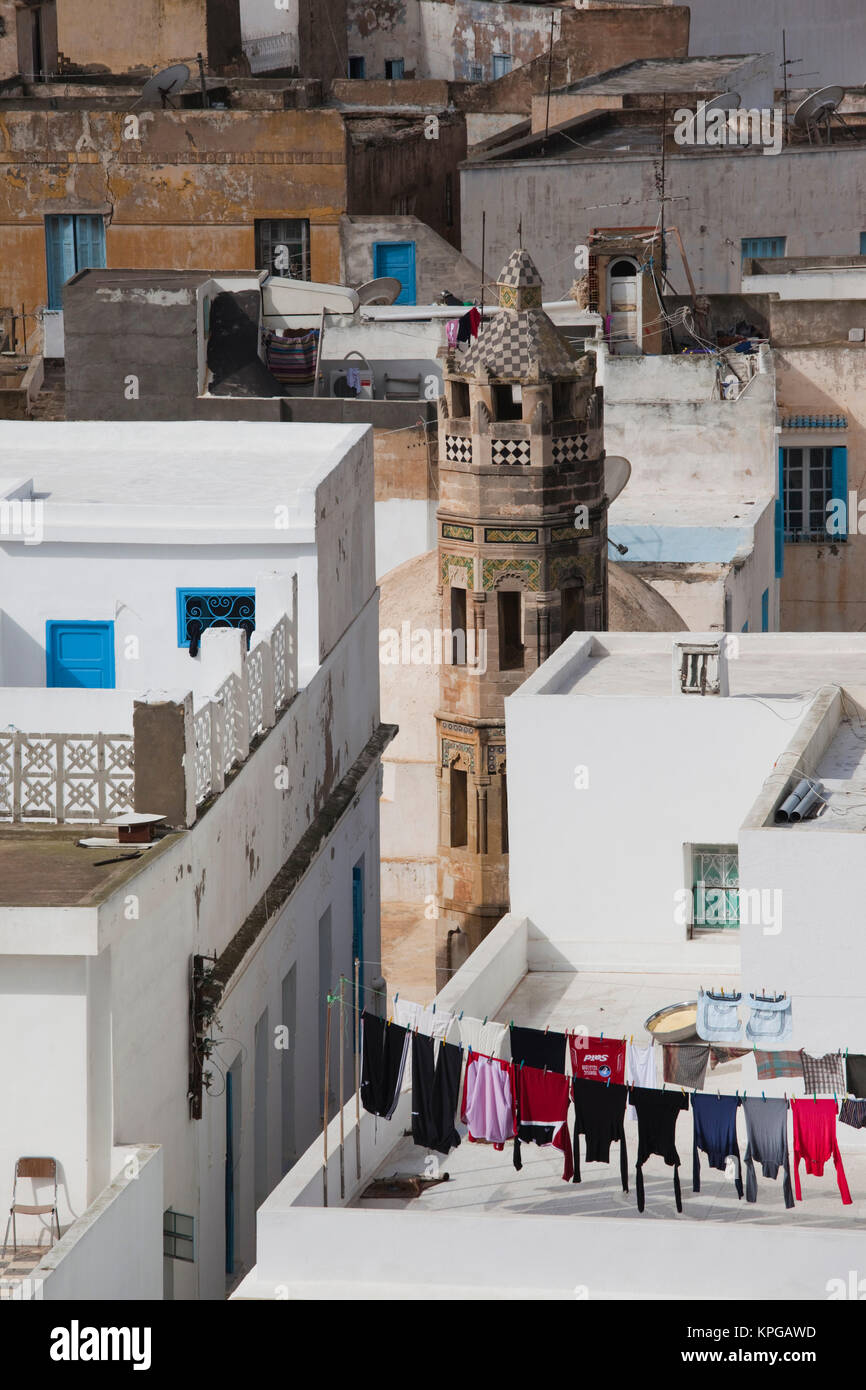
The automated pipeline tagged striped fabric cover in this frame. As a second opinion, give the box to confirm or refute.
[265,329,319,384]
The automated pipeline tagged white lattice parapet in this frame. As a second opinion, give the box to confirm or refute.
[0,732,134,823]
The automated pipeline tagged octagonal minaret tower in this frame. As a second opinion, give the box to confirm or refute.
[435,247,608,961]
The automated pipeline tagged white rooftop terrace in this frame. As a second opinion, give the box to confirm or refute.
[530,632,866,699]
[233,915,866,1302]
[0,421,370,542]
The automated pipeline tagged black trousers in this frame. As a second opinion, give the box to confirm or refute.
[411,1033,462,1155]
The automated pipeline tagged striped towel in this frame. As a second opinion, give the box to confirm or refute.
[265,328,319,384]
[663,1043,709,1090]
[754,1049,803,1080]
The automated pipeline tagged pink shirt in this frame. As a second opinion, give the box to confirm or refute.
[461,1054,515,1148]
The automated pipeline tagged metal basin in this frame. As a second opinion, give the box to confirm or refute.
[644,1001,698,1044]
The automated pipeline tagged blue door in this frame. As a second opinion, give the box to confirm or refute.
[373,241,416,305]
[45,215,106,310]
[46,621,115,688]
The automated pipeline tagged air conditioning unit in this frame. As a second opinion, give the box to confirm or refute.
[330,368,373,399]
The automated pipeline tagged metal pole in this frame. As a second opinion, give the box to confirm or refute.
[480,211,486,325]
[322,992,331,1207]
[339,976,346,1200]
[543,10,555,152]
[197,52,209,109]
[354,957,361,1180]
[312,306,326,397]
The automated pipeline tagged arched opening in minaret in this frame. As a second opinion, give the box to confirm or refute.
[450,586,467,664]
[498,590,525,670]
[561,581,586,642]
[492,383,523,421]
[450,767,468,847]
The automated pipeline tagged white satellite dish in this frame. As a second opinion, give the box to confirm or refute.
[604,455,631,504]
[680,90,741,145]
[139,63,191,109]
[355,277,402,306]
[792,85,849,144]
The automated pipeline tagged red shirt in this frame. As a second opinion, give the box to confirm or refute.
[569,1034,626,1085]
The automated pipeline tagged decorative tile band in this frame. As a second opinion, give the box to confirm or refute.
[441,720,475,737]
[484,527,538,544]
[552,435,590,465]
[550,554,597,591]
[442,522,474,542]
[482,557,541,591]
[491,437,531,467]
[442,739,476,773]
[551,523,591,541]
[441,553,475,587]
[487,744,507,773]
[445,434,473,463]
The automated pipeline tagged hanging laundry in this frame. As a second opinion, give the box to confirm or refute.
[791,1098,852,1205]
[461,1052,515,1148]
[845,1053,866,1097]
[510,1024,567,1072]
[696,988,743,1043]
[513,1065,573,1181]
[393,998,454,1041]
[709,1046,751,1069]
[800,1049,845,1094]
[663,1043,710,1091]
[745,991,792,1045]
[692,1093,743,1198]
[569,1033,625,1085]
[360,1011,410,1120]
[742,1097,794,1209]
[839,1098,866,1130]
[445,319,460,348]
[626,1042,657,1123]
[345,366,362,395]
[410,1034,462,1155]
[265,327,319,385]
[629,1086,689,1213]
[571,1077,628,1192]
[453,1014,509,1059]
[754,1049,803,1080]
[468,306,481,338]
[456,311,474,346]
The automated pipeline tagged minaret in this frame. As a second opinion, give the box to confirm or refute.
[435,248,607,964]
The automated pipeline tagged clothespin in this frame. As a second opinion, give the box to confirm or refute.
[394,993,399,1005]
[509,1019,514,1028]
[520,1059,525,1070]
[762,1091,766,1102]
[813,1091,817,1104]
[601,1031,604,1040]
[834,1091,837,1104]
[482,1016,487,1026]
[387,1013,393,1025]
[458,1010,464,1021]
[467,1046,472,1058]
[432,1003,436,1014]
[630,1034,634,1045]
[544,1025,549,1035]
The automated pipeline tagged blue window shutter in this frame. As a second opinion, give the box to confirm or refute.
[831,446,848,540]
[861,233,866,256]
[45,215,76,310]
[74,215,106,272]
[741,621,749,633]
[774,446,784,577]
[761,588,769,632]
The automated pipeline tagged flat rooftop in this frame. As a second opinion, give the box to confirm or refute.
[799,717,866,833]
[355,969,866,1234]
[560,55,764,97]
[609,494,769,564]
[523,633,866,699]
[0,826,178,907]
[0,421,368,538]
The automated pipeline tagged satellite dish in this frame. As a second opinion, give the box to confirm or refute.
[680,90,741,144]
[140,63,191,109]
[604,455,631,504]
[792,85,849,144]
[356,277,402,306]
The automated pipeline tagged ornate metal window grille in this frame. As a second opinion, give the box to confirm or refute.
[692,846,739,930]
[177,590,255,654]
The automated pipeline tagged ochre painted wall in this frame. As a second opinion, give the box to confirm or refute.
[57,0,212,73]
[0,108,347,324]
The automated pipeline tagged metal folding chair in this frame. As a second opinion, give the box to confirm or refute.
[3,1157,61,1253]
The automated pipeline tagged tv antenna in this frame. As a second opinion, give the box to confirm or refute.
[792,86,852,145]
[138,63,191,109]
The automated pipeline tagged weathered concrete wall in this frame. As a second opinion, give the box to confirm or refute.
[346,112,466,248]
[56,0,243,75]
[0,0,18,80]
[340,212,481,300]
[0,106,348,337]
[775,345,866,632]
[475,4,689,111]
[462,146,866,301]
[298,0,347,85]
